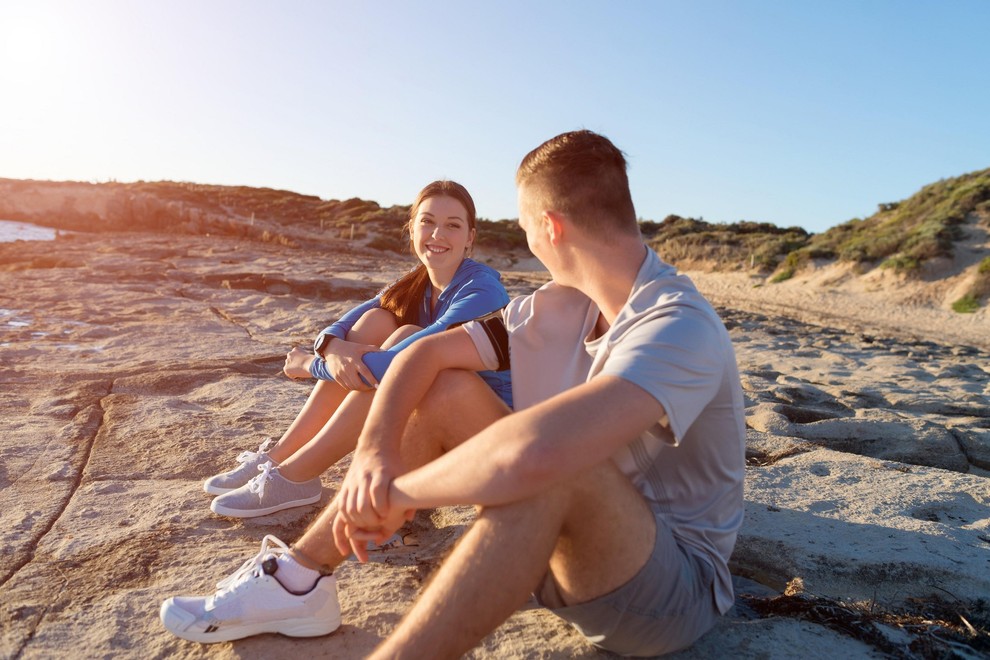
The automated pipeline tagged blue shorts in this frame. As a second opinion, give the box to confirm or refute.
[534,516,721,656]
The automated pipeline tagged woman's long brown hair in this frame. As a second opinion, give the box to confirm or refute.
[378,180,477,326]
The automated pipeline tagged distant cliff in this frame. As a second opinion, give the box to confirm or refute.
[0,179,411,247]
[0,178,530,252]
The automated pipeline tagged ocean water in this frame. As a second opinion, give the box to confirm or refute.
[0,219,57,242]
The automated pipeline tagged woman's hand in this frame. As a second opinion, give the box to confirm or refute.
[322,339,380,391]
[283,346,316,379]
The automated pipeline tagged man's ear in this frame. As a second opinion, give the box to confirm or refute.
[543,211,565,245]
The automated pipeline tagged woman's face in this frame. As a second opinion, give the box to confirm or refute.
[411,195,475,272]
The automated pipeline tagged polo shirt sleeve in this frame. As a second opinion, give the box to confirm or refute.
[461,310,510,372]
[598,308,725,444]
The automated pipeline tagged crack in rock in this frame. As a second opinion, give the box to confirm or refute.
[0,380,113,589]
[209,305,252,338]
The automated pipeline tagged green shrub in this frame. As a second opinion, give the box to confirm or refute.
[476,219,528,250]
[806,246,837,259]
[643,215,810,272]
[879,255,920,272]
[952,294,980,313]
[963,259,990,304]
[770,268,794,283]
[769,250,809,283]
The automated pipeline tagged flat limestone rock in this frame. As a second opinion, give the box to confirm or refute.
[2,233,988,658]
[739,448,990,605]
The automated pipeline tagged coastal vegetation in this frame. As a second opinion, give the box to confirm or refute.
[2,165,988,309]
[0,178,528,251]
[798,167,990,271]
[639,216,810,274]
[952,255,990,313]
[634,167,990,295]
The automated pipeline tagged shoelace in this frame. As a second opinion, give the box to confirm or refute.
[247,460,276,499]
[215,534,290,593]
[234,438,274,465]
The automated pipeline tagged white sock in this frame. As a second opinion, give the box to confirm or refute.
[275,553,321,593]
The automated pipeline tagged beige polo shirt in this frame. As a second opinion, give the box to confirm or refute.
[464,249,745,614]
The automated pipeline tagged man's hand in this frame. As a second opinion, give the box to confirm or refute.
[283,346,316,379]
[334,504,414,563]
[323,339,380,391]
[332,448,414,562]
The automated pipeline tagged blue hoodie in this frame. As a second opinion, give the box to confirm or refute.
[309,258,513,407]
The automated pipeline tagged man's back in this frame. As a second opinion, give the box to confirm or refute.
[501,248,745,613]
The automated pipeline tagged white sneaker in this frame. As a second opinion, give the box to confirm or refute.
[160,535,340,643]
[203,438,277,495]
[210,461,322,518]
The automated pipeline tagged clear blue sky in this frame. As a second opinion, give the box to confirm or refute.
[2,1,988,234]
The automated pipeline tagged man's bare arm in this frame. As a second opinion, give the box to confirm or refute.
[389,375,664,511]
[358,327,488,455]
[333,327,489,559]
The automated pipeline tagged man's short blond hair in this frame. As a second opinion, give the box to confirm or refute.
[516,130,639,240]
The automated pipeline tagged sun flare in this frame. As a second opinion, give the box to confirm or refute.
[0,6,72,88]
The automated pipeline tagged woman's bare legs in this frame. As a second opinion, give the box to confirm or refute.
[267,309,402,464]
[276,324,422,482]
[276,391,374,481]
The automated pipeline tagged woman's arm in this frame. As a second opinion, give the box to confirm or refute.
[360,275,508,381]
[307,294,385,387]
[314,294,383,348]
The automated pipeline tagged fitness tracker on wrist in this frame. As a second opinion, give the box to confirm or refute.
[314,333,334,356]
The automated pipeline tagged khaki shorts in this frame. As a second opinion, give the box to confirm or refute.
[535,516,721,657]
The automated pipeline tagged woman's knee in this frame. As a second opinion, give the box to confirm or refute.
[347,308,400,345]
[381,324,423,349]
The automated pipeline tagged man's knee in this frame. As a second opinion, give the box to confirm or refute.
[565,461,653,524]
[417,369,488,416]
[475,461,653,548]
[406,370,508,455]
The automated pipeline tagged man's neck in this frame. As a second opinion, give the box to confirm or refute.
[567,239,647,326]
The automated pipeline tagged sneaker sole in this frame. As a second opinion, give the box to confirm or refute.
[203,482,241,495]
[210,493,322,518]
[160,598,341,642]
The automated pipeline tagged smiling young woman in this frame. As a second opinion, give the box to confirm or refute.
[380,181,476,324]
[202,180,513,518]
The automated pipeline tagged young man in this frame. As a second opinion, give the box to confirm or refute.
[160,130,746,657]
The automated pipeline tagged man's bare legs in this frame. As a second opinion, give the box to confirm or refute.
[288,370,511,574]
[370,444,657,659]
[268,309,402,463]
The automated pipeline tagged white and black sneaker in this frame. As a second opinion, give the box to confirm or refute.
[160,535,340,643]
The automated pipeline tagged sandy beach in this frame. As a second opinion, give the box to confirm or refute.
[1,232,988,658]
